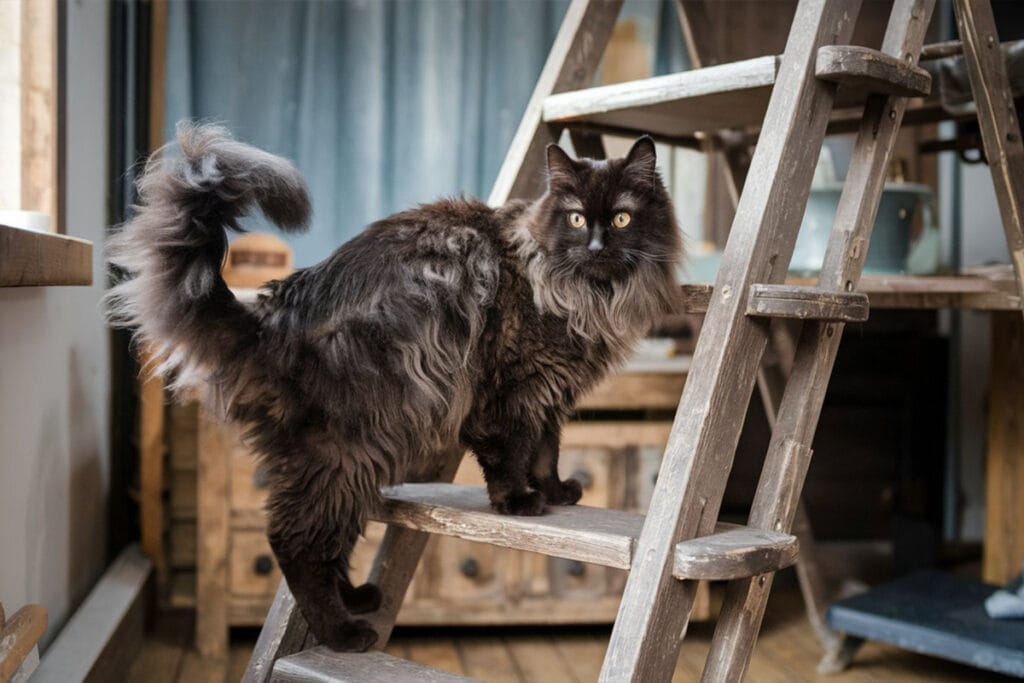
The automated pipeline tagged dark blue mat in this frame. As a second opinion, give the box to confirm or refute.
[826,570,1024,678]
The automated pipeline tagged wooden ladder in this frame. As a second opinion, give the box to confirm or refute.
[244,1,1024,681]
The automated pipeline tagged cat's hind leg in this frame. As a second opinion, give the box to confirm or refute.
[530,422,583,506]
[266,474,379,652]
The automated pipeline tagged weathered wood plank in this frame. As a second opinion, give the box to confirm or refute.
[701,3,937,681]
[953,0,1024,322]
[272,648,476,683]
[673,527,798,581]
[0,225,91,286]
[544,56,779,139]
[600,2,863,680]
[488,0,623,205]
[196,412,231,657]
[746,284,870,322]
[0,605,46,682]
[373,484,644,570]
[984,311,1024,584]
[816,45,931,97]
[243,580,309,683]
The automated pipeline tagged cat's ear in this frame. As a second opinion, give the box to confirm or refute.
[546,143,577,190]
[624,136,657,184]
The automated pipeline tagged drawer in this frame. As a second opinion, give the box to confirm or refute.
[578,372,686,411]
[420,536,507,603]
[229,529,281,597]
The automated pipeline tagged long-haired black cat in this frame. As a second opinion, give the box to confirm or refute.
[106,124,683,651]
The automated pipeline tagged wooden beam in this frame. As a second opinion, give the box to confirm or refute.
[703,3,936,680]
[196,412,231,657]
[984,311,1024,584]
[746,284,870,322]
[673,527,798,581]
[601,3,864,677]
[0,225,91,286]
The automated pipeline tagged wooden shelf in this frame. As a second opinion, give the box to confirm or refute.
[543,53,978,140]
[0,224,92,287]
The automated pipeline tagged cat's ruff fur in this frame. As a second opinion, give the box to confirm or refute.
[106,123,683,651]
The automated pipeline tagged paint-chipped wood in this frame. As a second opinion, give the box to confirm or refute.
[952,0,1024,322]
[272,648,476,683]
[673,527,798,581]
[746,284,870,322]
[374,484,644,570]
[816,45,931,97]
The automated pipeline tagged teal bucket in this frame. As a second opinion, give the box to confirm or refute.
[789,183,936,275]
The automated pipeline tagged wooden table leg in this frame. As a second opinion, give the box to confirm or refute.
[984,311,1024,584]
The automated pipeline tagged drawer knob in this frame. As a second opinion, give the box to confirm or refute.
[460,558,479,579]
[567,560,586,578]
[254,554,274,575]
[570,468,594,490]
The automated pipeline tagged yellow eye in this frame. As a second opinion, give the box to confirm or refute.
[567,212,587,229]
[612,212,631,228]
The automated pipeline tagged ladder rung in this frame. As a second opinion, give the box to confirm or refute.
[273,647,476,682]
[746,284,869,322]
[816,45,931,97]
[375,484,643,569]
[673,527,799,581]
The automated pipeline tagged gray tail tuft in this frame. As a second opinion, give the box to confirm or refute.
[104,122,311,399]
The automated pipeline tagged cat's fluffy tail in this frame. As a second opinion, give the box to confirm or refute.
[105,122,310,398]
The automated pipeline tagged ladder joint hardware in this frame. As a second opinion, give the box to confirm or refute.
[816,45,932,97]
[746,284,870,322]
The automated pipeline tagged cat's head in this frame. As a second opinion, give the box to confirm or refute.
[532,137,682,282]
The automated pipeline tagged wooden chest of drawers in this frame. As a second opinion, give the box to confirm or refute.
[164,367,707,657]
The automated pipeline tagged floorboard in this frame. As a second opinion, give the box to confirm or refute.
[123,586,1016,682]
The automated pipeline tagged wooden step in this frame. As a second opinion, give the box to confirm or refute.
[745,284,869,322]
[272,648,475,682]
[376,484,800,580]
[816,45,931,97]
[374,484,643,569]
[673,526,799,581]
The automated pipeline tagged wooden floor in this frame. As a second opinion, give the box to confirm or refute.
[125,587,1012,682]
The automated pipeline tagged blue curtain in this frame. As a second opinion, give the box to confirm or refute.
[166,0,685,266]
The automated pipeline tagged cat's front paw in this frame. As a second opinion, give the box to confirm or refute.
[493,490,547,516]
[547,478,583,506]
[342,582,383,615]
[322,619,379,652]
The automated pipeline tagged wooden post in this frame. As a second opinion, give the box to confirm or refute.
[600,2,863,680]
[196,412,231,658]
[984,311,1024,584]
[701,3,935,680]
[953,0,1024,322]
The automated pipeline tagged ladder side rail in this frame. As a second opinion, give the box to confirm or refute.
[700,2,937,681]
[487,0,623,206]
[599,2,862,680]
[952,0,1024,320]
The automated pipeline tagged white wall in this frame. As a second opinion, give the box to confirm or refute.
[0,0,110,650]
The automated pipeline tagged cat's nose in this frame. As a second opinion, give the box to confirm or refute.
[588,229,604,252]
